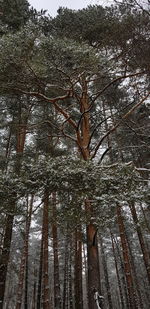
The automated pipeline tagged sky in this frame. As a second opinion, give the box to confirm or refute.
[29,0,111,17]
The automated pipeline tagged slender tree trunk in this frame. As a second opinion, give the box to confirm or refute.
[0,103,29,307]
[117,204,137,309]
[113,235,130,309]
[68,238,73,309]
[74,228,83,309]
[129,201,150,285]
[51,192,61,309]
[15,195,34,309]
[110,231,125,309]
[42,192,50,309]
[31,265,37,309]
[37,232,43,309]
[140,203,150,233]
[5,127,12,172]
[125,230,144,309]
[24,246,28,309]
[83,242,88,308]
[99,235,113,309]
[62,232,69,309]
[0,212,14,309]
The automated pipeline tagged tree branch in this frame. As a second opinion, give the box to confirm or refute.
[12,88,77,129]
[91,92,150,159]
[92,71,148,103]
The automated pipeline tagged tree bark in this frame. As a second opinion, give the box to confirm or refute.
[125,229,144,309]
[110,231,125,309]
[68,238,73,309]
[0,99,29,307]
[74,228,83,309]
[76,78,101,309]
[0,212,14,309]
[42,192,50,309]
[62,232,69,309]
[86,216,101,309]
[51,192,61,309]
[113,235,130,308]
[31,265,37,309]
[37,232,43,309]
[99,235,113,309]
[117,204,137,309]
[129,201,150,286]
[15,194,34,309]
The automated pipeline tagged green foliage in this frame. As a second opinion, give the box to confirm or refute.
[0,0,30,31]
[50,4,150,72]
[20,158,148,224]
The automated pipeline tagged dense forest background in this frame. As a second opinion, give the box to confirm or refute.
[0,0,150,308]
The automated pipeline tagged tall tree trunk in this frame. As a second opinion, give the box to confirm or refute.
[117,204,137,309]
[74,228,83,309]
[0,102,29,307]
[125,229,144,309]
[42,192,50,309]
[113,235,130,309]
[76,80,101,308]
[0,211,14,309]
[99,235,113,309]
[24,245,28,309]
[62,232,69,309]
[85,200,101,309]
[5,127,12,172]
[15,194,34,309]
[139,203,150,233]
[51,192,61,309]
[129,201,150,285]
[31,266,37,309]
[83,242,88,308]
[68,238,73,309]
[37,232,44,309]
[110,231,125,309]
